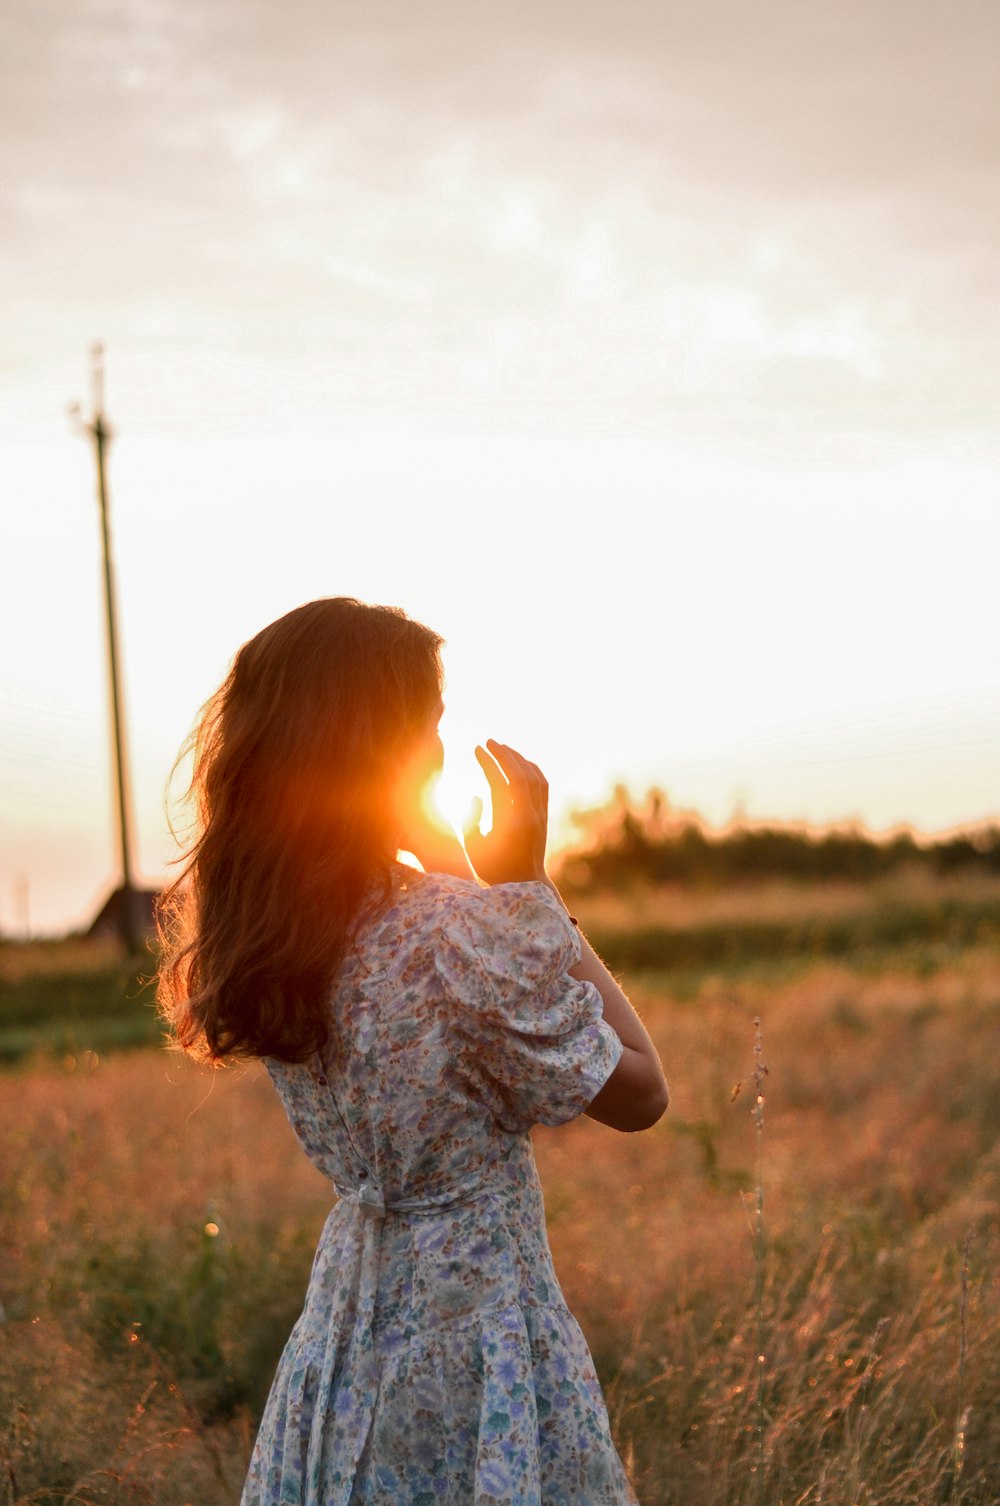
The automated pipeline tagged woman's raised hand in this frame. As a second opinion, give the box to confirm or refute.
[464,741,549,886]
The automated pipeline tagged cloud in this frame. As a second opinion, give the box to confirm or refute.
[2,0,998,448]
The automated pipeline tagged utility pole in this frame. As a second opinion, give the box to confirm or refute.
[74,345,140,953]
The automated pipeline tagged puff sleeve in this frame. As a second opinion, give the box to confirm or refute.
[435,880,624,1134]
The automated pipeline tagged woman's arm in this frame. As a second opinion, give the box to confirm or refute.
[466,741,668,1133]
[545,881,669,1132]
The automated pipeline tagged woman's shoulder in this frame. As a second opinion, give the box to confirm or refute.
[390,866,568,935]
[349,867,579,992]
[381,869,581,995]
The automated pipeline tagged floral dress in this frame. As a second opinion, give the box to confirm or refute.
[241,868,638,1506]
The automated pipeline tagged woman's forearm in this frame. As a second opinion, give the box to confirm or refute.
[543,880,668,1109]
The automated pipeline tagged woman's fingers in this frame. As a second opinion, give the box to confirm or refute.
[488,743,548,819]
[475,744,513,809]
[479,741,549,818]
[487,741,537,791]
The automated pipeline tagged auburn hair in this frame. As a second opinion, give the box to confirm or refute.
[157,597,443,1063]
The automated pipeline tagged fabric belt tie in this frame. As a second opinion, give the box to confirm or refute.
[333,1173,501,1221]
[340,1181,388,1218]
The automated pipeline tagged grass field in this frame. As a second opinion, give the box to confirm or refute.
[1,875,998,1503]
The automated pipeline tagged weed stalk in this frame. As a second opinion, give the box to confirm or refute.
[950,1228,973,1496]
[848,1315,890,1505]
[752,1015,768,1506]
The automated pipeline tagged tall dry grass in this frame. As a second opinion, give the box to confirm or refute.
[539,946,1000,1504]
[1,934,998,1503]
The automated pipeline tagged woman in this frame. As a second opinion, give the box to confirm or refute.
[159,597,668,1506]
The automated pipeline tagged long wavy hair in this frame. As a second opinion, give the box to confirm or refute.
[157,597,443,1064]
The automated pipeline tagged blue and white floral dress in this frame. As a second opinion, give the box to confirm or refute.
[241,867,637,1506]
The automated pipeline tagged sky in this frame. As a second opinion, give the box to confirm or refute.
[2,0,999,934]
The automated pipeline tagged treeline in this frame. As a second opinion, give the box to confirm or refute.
[555,787,1000,893]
